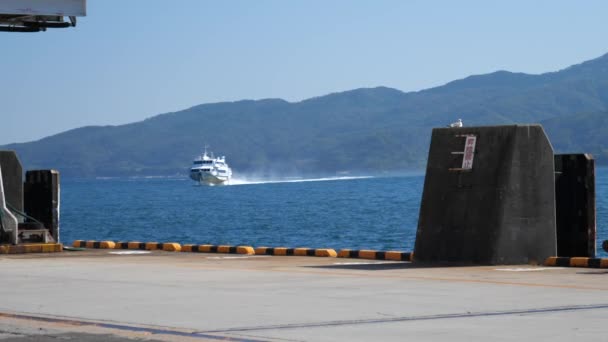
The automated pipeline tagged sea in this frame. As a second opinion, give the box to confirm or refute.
[61,168,608,257]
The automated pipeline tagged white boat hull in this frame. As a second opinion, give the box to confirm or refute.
[190,170,230,185]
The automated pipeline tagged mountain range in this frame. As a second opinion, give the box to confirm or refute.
[4,53,608,178]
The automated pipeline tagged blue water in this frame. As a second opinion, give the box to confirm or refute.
[61,169,608,256]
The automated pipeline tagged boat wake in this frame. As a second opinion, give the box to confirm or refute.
[229,176,373,186]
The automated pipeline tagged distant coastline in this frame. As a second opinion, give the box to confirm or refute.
[4,53,608,178]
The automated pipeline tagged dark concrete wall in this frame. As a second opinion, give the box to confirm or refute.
[24,170,61,242]
[0,150,23,213]
[415,125,556,265]
[555,154,596,257]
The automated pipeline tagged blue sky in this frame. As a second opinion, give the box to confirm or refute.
[1,0,608,144]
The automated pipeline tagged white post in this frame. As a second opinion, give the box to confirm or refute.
[0,165,19,244]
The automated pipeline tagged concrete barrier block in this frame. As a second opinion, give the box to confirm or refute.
[198,245,213,252]
[386,251,412,261]
[0,243,62,254]
[114,242,129,249]
[315,249,337,257]
[236,246,255,255]
[555,154,596,257]
[162,243,181,252]
[570,257,589,267]
[217,245,231,253]
[99,241,115,249]
[415,125,557,265]
[127,241,144,250]
[273,247,288,255]
[358,250,377,259]
[294,248,308,256]
[182,244,195,252]
[385,251,401,261]
[41,243,63,252]
[255,247,270,255]
[337,249,352,258]
[145,242,159,250]
[545,257,557,266]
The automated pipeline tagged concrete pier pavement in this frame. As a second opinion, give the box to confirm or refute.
[1,250,608,341]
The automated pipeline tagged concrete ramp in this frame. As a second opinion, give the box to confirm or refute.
[414,125,556,265]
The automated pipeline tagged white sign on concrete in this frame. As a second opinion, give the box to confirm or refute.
[462,135,476,170]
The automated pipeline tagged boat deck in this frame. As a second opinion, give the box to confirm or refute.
[1,250,607,341]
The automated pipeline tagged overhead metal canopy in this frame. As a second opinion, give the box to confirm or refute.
[0,0,86,32]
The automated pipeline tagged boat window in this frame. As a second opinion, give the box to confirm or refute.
[194,161,203,165]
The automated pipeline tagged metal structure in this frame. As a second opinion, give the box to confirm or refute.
[0,0,86,32]
[0,151,58,245]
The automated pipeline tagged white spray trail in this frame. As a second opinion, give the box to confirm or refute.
[228,176,373,186]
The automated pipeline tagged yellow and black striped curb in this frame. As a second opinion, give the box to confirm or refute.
[545,257,608,268]
[337,249,413,261]
[113,241,182,252]
[254,247,337,257]
[73,240,116,249]
[0,243,63,254]
[182,244,255,255]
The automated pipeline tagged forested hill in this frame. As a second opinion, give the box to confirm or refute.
[4,53,608,178]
